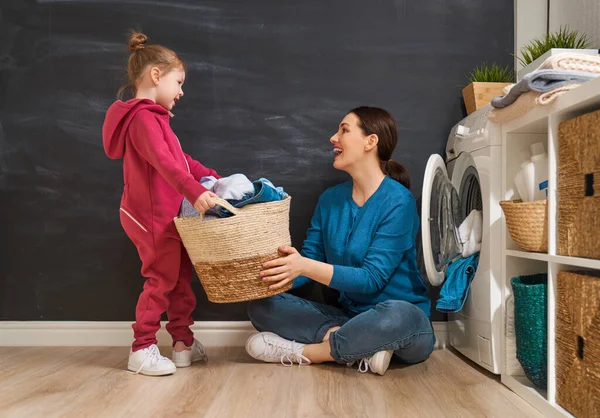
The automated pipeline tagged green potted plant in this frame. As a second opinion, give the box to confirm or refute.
[516,26,596,81]
[462,63,515,115]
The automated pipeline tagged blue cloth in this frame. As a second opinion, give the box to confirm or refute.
[491,69,598,109]
[248,293,435,364]
[292,176,431,317]
[436,253,480,313]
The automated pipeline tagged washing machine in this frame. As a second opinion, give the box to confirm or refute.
[421,104,503,374]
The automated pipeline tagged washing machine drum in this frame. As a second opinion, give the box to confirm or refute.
[421,153,479,286]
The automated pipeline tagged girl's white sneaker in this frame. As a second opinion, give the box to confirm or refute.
[128,344,176,376]
[172,338,208,368]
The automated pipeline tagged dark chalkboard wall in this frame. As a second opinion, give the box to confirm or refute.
[0,0,513,322]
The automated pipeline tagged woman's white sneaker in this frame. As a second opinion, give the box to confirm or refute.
[245,332,311,366]
[172,338,208,368]
[128,344,176,376]
[351,350,393,376]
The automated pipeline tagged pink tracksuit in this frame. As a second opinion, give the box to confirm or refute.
[103,99,219,351]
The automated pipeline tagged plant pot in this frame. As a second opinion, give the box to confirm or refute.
[517,48,599,81]
[462,82,512,115]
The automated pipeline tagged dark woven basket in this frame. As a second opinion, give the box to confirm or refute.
[511,273,548,389]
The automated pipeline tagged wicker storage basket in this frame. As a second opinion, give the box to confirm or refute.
[511,273,548,389]
[556,270,600,418]
[558,109,600,259]
[174,197,292,303]
[500,200,548,252]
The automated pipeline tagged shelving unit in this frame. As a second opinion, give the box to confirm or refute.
[506,250,600,270]
[500,77,600,417]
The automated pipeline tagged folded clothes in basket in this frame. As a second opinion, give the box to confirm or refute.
[180,176,288,218]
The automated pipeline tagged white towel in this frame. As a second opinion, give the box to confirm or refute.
[471,210,482,243]
[459,210,483,258]
[462,239,482,259]
[213,174,254,200]
[458,210,478,243]
[200,176,218,190]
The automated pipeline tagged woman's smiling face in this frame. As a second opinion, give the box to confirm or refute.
[330,112,371,171]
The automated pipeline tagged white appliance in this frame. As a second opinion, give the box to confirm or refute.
[421,104,503,374]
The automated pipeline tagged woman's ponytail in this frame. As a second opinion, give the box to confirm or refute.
[350,106,412,190]
[383,159,411,190]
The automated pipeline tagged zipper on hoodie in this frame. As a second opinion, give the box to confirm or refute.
[175,136,190,174]
[119,208,149,233]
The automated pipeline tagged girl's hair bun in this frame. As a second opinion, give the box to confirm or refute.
[128,31,148,52]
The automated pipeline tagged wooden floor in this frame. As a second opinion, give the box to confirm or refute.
[0,347,542,418]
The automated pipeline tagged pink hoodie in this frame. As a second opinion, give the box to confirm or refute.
[102,98,219,234]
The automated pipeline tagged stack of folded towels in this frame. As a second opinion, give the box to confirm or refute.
[489,53,600,123]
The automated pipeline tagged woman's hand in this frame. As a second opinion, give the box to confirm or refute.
[194,191,218,214]
[261,246,307,290]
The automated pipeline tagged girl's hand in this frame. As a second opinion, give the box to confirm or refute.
[194,191,218,214]
[261,246,306,290]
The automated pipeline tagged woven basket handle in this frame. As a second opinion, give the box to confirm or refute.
[209,197,240,216]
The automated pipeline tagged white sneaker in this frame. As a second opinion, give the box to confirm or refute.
[128,344,176,376]
[172,338,208,368]
[245,332,311,366]
[349,350,393,376]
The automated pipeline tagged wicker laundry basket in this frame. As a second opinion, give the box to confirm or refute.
[174,197,292,303]
[500,200,548,252]
[556,270,600,418]
[557,109,600,259]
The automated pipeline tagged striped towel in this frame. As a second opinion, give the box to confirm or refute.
[536,52,600,74]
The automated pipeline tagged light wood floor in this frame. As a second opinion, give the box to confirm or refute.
[0,346,542,417]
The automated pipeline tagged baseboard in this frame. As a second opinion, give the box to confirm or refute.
[0,321,449,348]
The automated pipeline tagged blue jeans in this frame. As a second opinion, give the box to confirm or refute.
[247,293,436,364]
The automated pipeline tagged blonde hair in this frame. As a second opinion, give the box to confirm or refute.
[117,30,186,99]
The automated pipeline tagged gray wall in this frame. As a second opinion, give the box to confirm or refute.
[514,0,599,71]
[0,0,514,322]
[550,0,600,48]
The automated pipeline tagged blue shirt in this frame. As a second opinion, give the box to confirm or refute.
[293,176,431,317]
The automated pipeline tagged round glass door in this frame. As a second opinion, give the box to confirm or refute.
[421,154,463,286]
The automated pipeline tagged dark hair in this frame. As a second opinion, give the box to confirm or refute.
[117,30,186,99]
[349,106,411,189]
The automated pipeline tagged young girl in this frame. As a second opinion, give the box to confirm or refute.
[103,31,220,376]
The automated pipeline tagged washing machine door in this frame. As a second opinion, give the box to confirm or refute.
[421,154,463,286]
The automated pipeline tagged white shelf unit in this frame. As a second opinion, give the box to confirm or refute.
[500,77,600,417]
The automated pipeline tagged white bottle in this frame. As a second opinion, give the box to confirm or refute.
[529,142,549,201]
[514,149,532,201]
